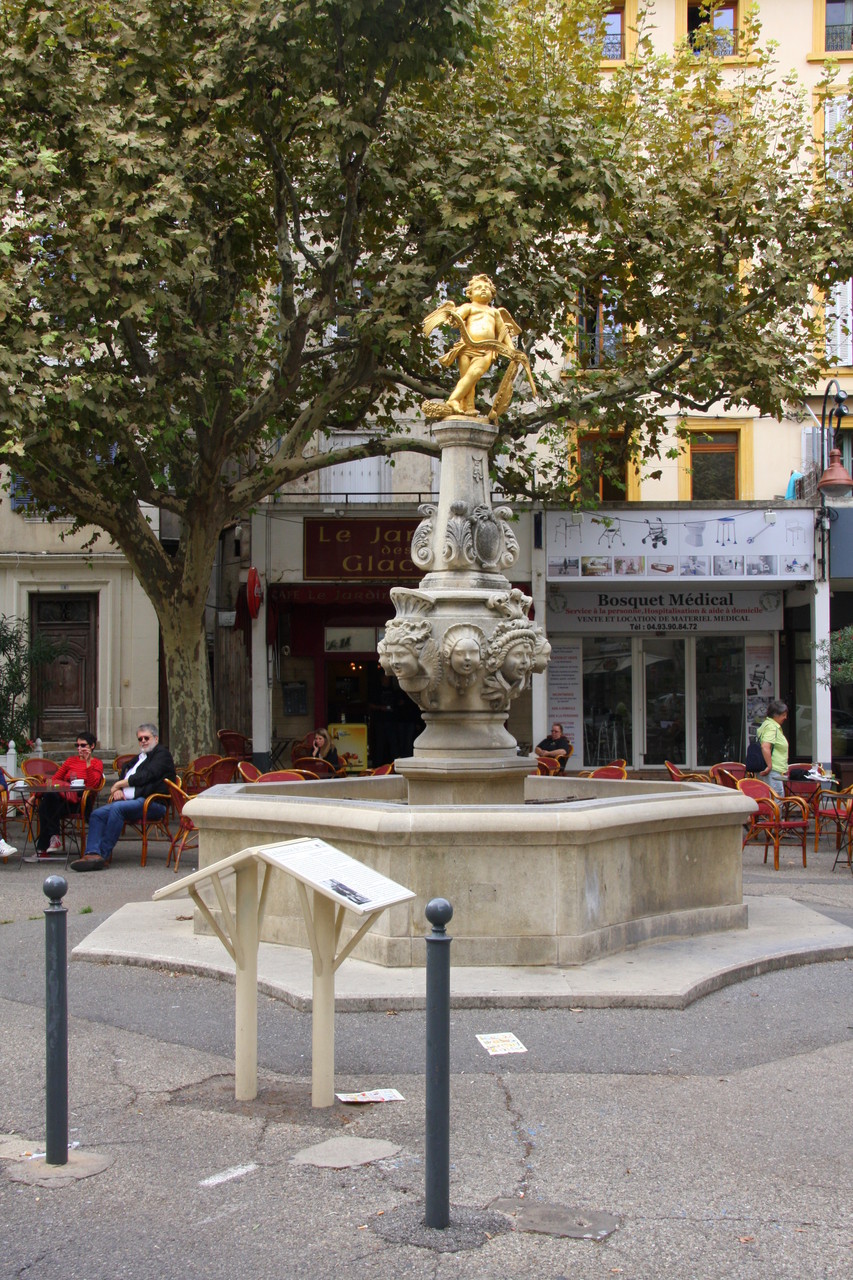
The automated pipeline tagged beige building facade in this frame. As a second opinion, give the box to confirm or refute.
[3,2,850,770]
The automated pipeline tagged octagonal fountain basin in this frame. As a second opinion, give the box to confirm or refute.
[185,773,753,968]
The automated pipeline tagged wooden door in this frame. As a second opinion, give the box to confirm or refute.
[31,595,98,741]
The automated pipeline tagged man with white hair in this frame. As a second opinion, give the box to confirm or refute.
[71,723,175,871]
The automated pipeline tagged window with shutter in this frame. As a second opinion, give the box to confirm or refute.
[827,279,853,368]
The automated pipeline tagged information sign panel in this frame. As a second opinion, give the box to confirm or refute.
[258,838,415,913]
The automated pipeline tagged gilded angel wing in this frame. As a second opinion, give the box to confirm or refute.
[495,307,522,341]
[422,300,458,338]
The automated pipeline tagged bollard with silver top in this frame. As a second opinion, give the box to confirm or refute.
[44,875,69,1166]
[424,896,453,1229]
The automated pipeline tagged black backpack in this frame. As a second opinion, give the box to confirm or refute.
[744,741,765,773]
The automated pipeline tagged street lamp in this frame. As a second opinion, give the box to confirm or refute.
[817,379,853,498]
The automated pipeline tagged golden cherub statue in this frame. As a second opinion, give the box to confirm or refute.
[422,274,537,423]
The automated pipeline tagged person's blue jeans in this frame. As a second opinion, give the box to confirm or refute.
[766,770,785,798]
[85,798,166,860]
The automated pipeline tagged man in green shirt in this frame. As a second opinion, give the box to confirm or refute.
[757,700,789,797]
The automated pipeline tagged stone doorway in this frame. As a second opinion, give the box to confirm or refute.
[31,594,98,741]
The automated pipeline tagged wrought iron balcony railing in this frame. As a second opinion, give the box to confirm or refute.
[689,28,739,57]
[826,23,853,52]
[601,32,625,60]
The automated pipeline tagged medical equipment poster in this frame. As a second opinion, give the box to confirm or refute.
[546,509,813,583]
[546,638,583,766]
[744,636,776,738]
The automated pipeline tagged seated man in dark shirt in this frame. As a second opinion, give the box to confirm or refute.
[535,722,573,771]
[71,723,176,871]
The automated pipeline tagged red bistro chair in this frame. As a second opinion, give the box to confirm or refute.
[216,730,253,759]
[737,777,809,871]
[255,770,316,783]
[813,784,853,860]
[165,780,198,874]
[198,757,241,788]
[665,760,711,783]
[181,754,222,795]
[710,761,746,784]
[237,761,262,783]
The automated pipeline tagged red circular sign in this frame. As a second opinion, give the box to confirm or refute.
[247,567,263,619]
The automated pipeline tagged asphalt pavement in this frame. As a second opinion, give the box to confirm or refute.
[1,835,851,1279]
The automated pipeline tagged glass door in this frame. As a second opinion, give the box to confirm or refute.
[643,639,686,764]
[695,635,745,765]
[582,637,632,766]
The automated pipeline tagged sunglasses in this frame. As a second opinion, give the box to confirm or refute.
[76,742,91,749]
[137,734,153,743]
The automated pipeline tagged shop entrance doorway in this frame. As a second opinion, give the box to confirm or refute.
[643,638,686,765]
[325,658,422,768]
[580,634,756,769]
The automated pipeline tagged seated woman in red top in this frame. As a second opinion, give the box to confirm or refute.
[26,732,104,861]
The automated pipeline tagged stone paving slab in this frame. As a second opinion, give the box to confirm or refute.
[71,894,853,1009]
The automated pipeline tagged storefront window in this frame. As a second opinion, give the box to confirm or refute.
[643,639,686,764]
[792,631,814,759]
[582,637,632,765]
[695,636,745,764]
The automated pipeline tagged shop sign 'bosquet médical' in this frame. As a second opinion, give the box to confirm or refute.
[546,587,784,633]
[304,518,421,581]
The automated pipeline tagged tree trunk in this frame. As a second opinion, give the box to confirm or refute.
[157,605,215,767]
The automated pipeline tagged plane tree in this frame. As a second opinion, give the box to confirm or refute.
[0,0,849,760]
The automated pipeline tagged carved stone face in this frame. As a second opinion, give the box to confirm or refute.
[385,644,420,682]
[449,637,481,676]
[501,644,534,683]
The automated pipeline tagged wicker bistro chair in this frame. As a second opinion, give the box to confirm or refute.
[291,756,340,778]
[237,761,262,783]
[164,780,198,874]
[536,756,561,776]
[813,784,853,862]
[664,760,712,783]
[256,769,317,783]
[737,776,809,871]
[712,767,742,790]
[581,764,628,779]
[181,754,222,795]
[119,791,173,867]
[783,766,826,824]
[8,758,62,848]
[198,757,241,787]
[709,761,746,784]
[216,730,253,759]
[0,764,37,845]
[20,757,60,784]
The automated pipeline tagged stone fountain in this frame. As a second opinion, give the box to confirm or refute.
[187,275,752,966]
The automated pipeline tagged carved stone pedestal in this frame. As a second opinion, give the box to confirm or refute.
[395,753,534,806]
[378,416,549,790]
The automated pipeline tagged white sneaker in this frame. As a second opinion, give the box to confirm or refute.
[0,838,18,856]
[47,835,63,852]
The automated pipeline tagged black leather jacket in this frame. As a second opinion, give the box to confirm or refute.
[120,743,177,799]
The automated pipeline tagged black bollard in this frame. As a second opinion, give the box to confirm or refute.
[43,875,68,1166]
[424,897,453,1229]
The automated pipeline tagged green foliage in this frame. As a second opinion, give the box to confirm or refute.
[816,626,853,687]
[0,0,849,754]
[0,615,60,747]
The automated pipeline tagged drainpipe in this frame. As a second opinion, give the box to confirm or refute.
[530,507,548,747]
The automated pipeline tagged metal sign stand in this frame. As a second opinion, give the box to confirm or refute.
[153,839,414,1107]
